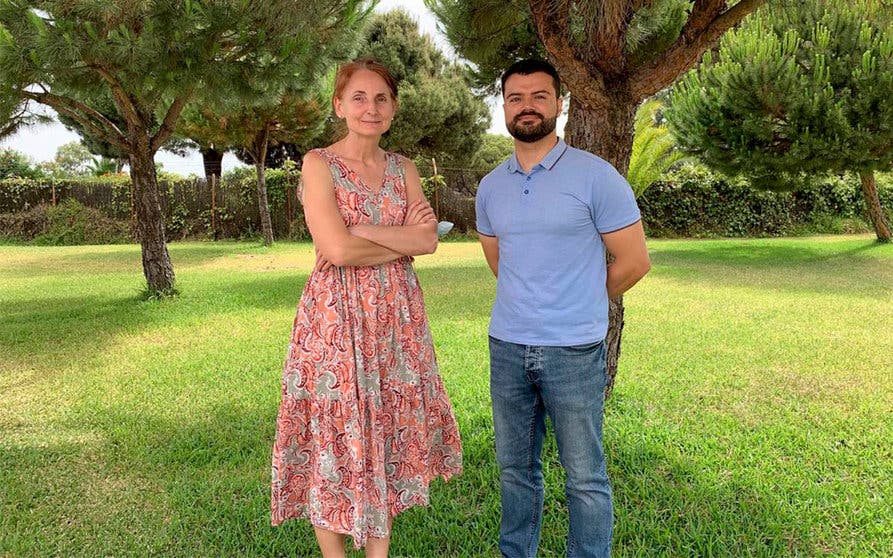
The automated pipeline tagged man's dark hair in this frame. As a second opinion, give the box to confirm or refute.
[501,59,561,98]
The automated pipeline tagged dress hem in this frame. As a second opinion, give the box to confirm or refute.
[270,468,462,549]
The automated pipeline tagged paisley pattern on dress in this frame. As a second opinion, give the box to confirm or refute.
[270,148,463,548]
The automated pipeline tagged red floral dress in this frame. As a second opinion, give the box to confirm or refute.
[270,148,462,547]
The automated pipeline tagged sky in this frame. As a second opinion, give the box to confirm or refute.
[0,1,543,175]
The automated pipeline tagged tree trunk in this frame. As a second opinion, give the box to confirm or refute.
[858,170,892,243]
[129,144,176,295]
[564,95,639,397]
[565,95,637,175]
[254,129,274,246]
[201,146,224,183]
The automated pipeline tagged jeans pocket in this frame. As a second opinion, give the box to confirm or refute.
[565,341,601,353]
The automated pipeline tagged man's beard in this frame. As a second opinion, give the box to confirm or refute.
[507,111,558,143]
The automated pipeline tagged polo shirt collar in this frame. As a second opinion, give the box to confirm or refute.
[505,138,568,174]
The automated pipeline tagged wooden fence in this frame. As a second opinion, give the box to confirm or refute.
[0,166,488,239]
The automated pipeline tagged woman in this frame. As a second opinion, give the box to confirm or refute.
[270,58,462,557]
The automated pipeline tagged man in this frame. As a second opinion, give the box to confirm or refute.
[475,59,651,558]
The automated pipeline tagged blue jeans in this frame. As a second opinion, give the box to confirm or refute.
[489,336,612,558]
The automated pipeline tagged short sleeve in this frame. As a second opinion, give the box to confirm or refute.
[590,164,641,234]
[475,181,495,236]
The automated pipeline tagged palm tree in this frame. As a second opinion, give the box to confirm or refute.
[628,99,688,197]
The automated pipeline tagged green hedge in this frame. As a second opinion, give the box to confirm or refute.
[220,166,307,240]
[0,175,133,217]
[638,165,892,238]
[3,165,891,244]
[0,167,307,243]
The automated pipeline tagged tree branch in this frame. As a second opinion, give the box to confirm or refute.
[585,0,635,76]
[20,90,129,150]
[682,0,727,40]
[89,63,142,131]
[0,119,21,140]
[0,101,31,139]
[629,0,767,100]
[528,0,611,111]
[150,92,192,153]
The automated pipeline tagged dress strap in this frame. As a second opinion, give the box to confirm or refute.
[313,147,376,178]
[309,148,360,194]
[310,147,340,169]
[387,152,405,184]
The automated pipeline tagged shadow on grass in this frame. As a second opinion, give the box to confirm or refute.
[0,273,305,372]
[30,396,500,556]
[650,239,893,299]
[0,242,286,278]
[7,386,830,557]
[1,259,492,382]
[607,435,809,556]
[0,293,150,377]
[651,238,888,267]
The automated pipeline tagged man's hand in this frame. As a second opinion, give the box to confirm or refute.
[478,233,499,277]
[601,221,650,298]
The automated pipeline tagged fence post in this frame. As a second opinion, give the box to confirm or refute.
[129,181,136,232]
[431,157,439,218]
[286,181,293,239]
[210,174,217,240]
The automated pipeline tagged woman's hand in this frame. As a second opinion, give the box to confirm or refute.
[314,246,334,273]
[341,198,439,258]
[404,198,436,226]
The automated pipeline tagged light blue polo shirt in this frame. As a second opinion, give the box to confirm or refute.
[475,138,641,346]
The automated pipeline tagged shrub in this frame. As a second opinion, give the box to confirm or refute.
[638,165,892,238]
[0,199,132,245]
[0,206,49,243]
[225,164,306,240]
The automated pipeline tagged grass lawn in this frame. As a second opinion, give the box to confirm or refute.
[1,236,891,557]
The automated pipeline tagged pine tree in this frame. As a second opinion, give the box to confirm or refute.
[54,91,130,167]
[175,6,367,246]
[0,0,370,295]
[668,0,893,241]
[178,87,334,246]
[426,0,767,392]
[355,9,491,165]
